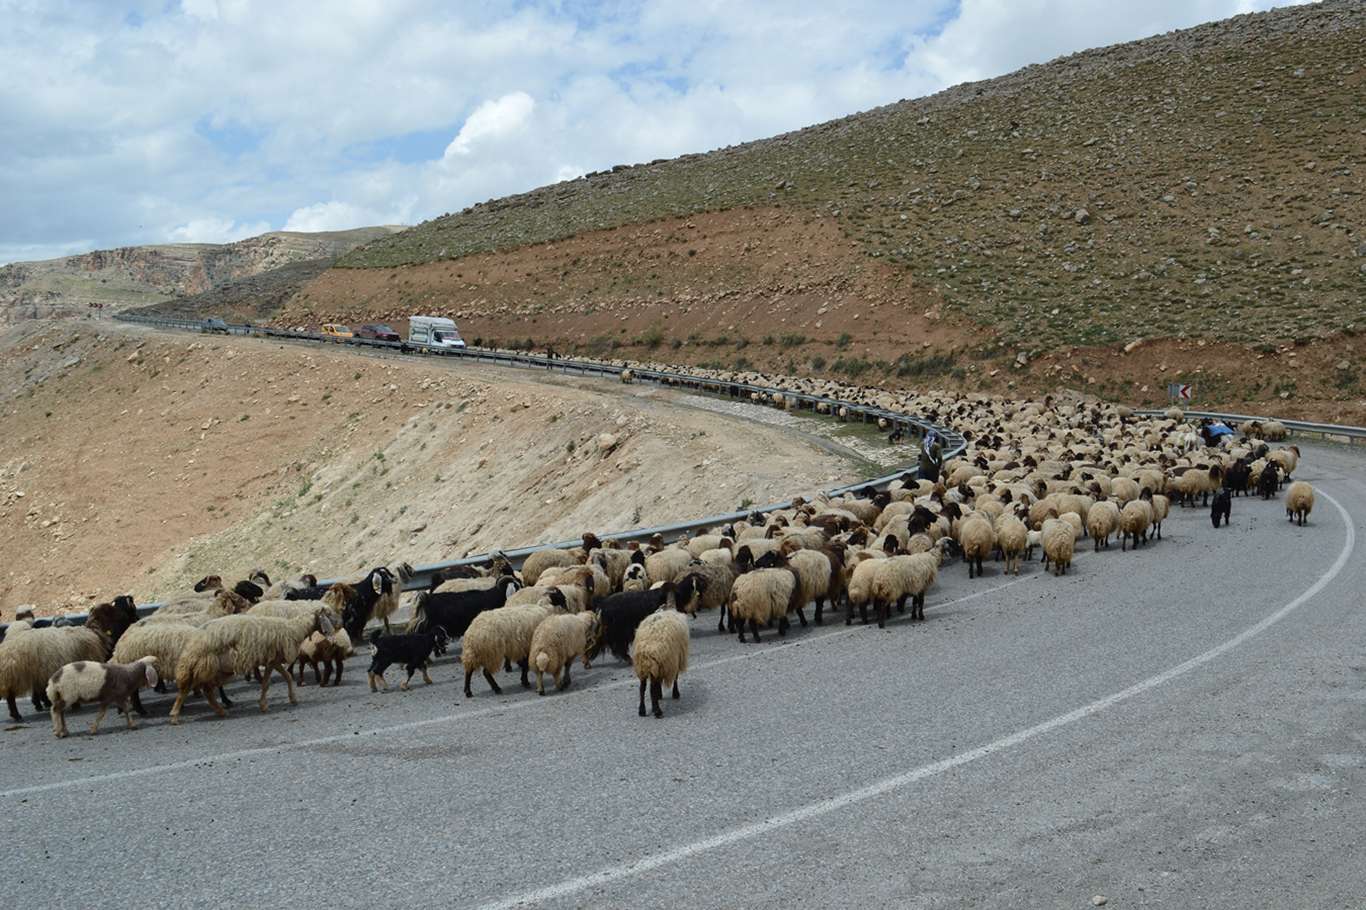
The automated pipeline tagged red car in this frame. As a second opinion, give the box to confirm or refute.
[355,323,401,342]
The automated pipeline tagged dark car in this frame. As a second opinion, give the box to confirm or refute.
[355,323,401,342]
[201,317,230,335]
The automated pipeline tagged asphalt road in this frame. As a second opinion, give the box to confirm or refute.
[3,441,1363,910]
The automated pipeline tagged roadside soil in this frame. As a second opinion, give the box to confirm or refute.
[0,320,861,616]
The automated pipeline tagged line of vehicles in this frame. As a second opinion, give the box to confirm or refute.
[203,315,467,350]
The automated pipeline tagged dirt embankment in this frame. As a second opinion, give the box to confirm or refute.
[0,321,855,616]
[289,207,1366,425]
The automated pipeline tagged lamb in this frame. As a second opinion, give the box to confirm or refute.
[521,548,578,587]
[1119,500,1153,551]
[461,590,569,697]
[727,568,799,643]
[367,627,449,691]
[1,625,110,722]
[958,515,996,579]
[407,576,522,644]
[621,562,649,592]
[529,611,602,695]
[292,628,355,687]
[170,604,333,723]
[1085,500,1120,551]
[1285,481,1314,526]
[1041,520,1075,576]
[589,584,678,661]
[46,657,159,737]
[633,608,690,719]
[867,553,938,626]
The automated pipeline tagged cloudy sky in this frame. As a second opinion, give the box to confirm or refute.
[1,0,1309,265]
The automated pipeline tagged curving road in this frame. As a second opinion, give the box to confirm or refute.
[4,442,1364,909]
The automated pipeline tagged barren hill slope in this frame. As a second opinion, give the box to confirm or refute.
[0,227,405,325]
[299,2,1362,361]
[0,321,855,613]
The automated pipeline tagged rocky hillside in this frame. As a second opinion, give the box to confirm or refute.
[0,227,404,325]
[328,1,1363,351]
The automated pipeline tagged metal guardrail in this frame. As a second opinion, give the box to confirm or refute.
[2,313,966,634]
[1136,408,1366,442]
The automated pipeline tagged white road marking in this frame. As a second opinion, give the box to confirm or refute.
[472,489,1357,910]
[0,575,1028,800]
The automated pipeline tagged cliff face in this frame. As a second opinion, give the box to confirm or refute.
[0,227,404,325]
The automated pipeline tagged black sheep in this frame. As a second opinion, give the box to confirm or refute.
[1211,489,1232,528]
[408,576,522,652]
[367,627,449,691]
[1224,458,1252,497]
[589,584,676,663]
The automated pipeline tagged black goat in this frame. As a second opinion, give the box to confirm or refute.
[1224,459,1252,497]
[589,584,676,663]
[1211,489,1232,528]
[408,576,522,653]
[367,627,449,691]
[333,567,399,639]
[1258,462,1280,500]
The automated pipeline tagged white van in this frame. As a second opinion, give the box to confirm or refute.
[408,315,466,349]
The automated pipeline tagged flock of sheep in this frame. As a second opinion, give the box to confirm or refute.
[0,388,1316,737]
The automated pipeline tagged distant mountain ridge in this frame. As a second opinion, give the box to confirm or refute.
[0,227,405,325]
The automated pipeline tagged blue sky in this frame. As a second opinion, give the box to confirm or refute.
[0,0,1308,264]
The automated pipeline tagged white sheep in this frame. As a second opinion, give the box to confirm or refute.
[529,611,601,695]
[170,604,332,723]
[870,553,938,626]
[461,598,564,697]
[633,608,690,718]
[727,568,798,643]
[46,657,159,737]
[1041,520,1075,576]
[1086,500,1120,551]
[995,515,1028,575]
[644,547,693,586]
[1285,481,1314,526]
[1,625,109,722]
[958,515,996,579]
[1119,500,1153,551]
[844,553,885,624]
[521,548,578,587]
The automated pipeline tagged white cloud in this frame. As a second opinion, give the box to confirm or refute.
[0,0,1318,262]
[443,92,536,158]
[166,217,272,244]
[282,200,410,233]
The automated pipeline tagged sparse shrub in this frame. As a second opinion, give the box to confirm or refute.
[836,333,852,348]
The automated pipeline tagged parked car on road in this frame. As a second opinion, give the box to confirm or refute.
[354,323,401,342]
[320,323,353,341]
[201,317,230,334]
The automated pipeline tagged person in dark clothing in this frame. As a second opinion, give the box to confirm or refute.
[918,440,944,482]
